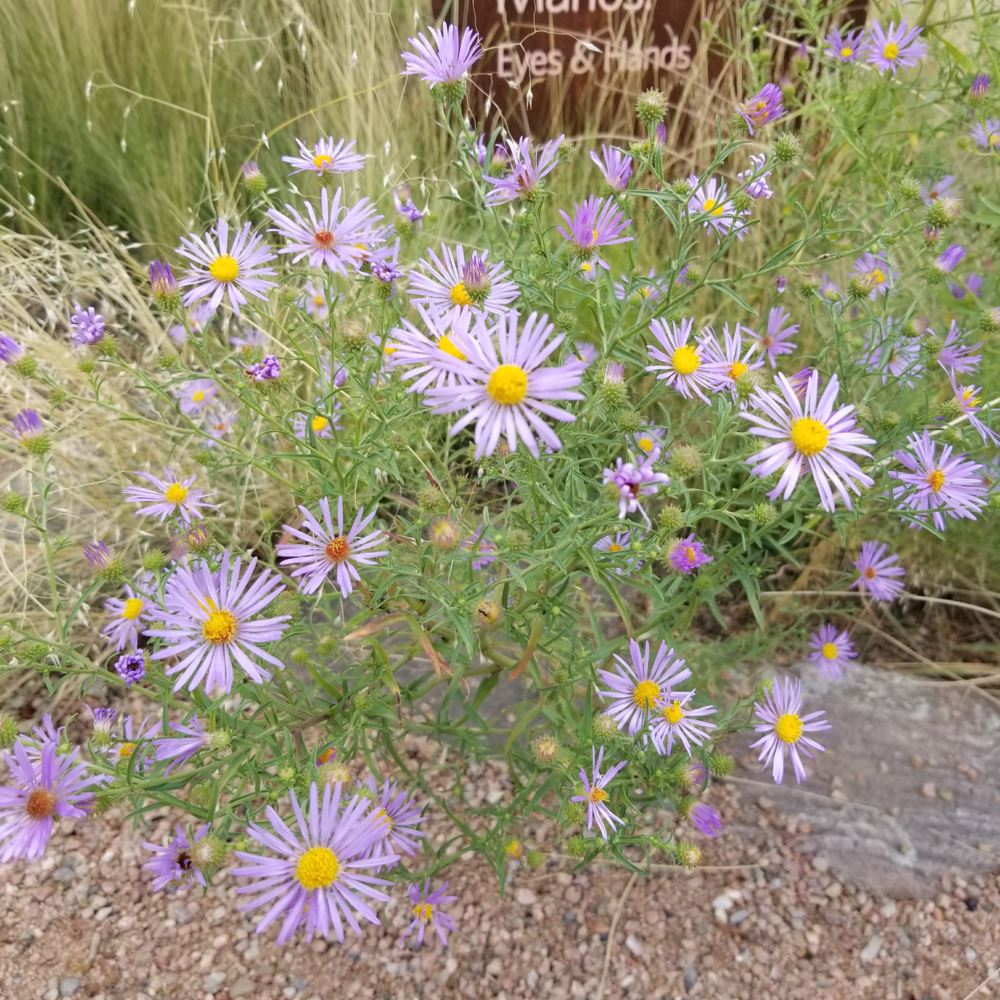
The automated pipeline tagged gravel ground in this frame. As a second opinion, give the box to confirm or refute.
[2,765,998,1000]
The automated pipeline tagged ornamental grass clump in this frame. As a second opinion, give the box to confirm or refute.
[0,5,997,951]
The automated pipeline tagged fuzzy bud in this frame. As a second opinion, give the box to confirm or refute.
[504,839,523,860]
[876,410,900,434]
[676,841,702,868]
[241,160,267,194]
[657,504,685,533]
[636,89,669,127]
[616,409,643,434]
[526,848,545,869]
[668,444,702,479]
[12,356,37,378]
[429,516,461,549]
[772,132,801,164]
[318,761,351,786]
[750,501,778,527]
[474,599,503,628]
[897,174,921,201]
[141,550,168,573]
[565,833,589,857]
[190,833,227,871]
[708,752,734,777]
[668,178,693,198]
[531,734,560,765]
[593,713,620,742]
[2,492,26,516]
[417,483,448,515]
[430,79,467,103]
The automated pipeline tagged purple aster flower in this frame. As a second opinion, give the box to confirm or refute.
[70,303,106,346]
[970,73,990,102]
[700,323,763,396]
[421,311,584,458]
[242,160,263,184]
[409,243,518,317]
[667,534,713,575]
[589,144,633,191]
[646,316,717,402]
[483,135,563,206]
[401,879,458,949]
[750,677,830,784]
[809,623,857,681]
[687,174,747,240]
[145,551,289,694]
[142,824,210,892]
[293,403,342,440]
[864,19,926,75]
[614,268,665,304]
[556,195,632,265]
[176,219,276,315]
[852,541,905,601]
[203,405,239,443]
[818,274,839,301]
[920,175,955,206]
[736,153,773,200]
[123,470,216,524]
[688,801,723,838]
[360,777,425,861]
[386,305,480,392]
[970,119,1000,151]
[738,82,784,135]
[934,244,965,275]
[888,430,987,531]
[937,320,982,374]
[281,136,368,176]
[863,321,923,387]
[401,22,482,86]
[593,531,643,574]
[570,746,627,840]
[113,651,146,687]
[462,525,497,571]
[19,715,64,763]
[172,378,217,416]
[952,380,999,447]
[949,273,983,300]
[277,496,387,598]
[0,741,105,861]
[106,714,161,767]
[88,706,117,739]
[650,690,715,755]
[268,188,383,275]
[245,354,281,382]
[300,281,331,319]
[232,782,399,945]
[602,456,670,523]
[683,759,709,793]
[743,371,875,512]
[9,408,44,448]
[596,638,691,738]
[148,260,178,302]
[393,186,424,225]
[756,306,799,367]
[151,717,211,774]
[83,540,114,571]
[0,333,23,363]
[631,427,666,459]
[825,26,864,62]
[852,252,897,298]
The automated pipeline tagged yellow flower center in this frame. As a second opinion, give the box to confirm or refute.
[632,680,661,710]
[821,642,838,660]
[637,436,654,452]
[927,468,945,492]
[313,294,325,308]
[374,807,394,830]
[310,416,329,433]
[639,286,652,299]
[121,597,144,620]
[118,742,137,760]
[312,153,334,171]
[728,361,749,380]
[684,546,697,563]
[486,364,528,405]
[580,261,593,273]
[590,226,599,244]
[202,608,237,645]
[671,344,700,375]
[607,542,622,552]
[588,786,608,803]
[25,788,56,819]
[450,282,473,306]
[192,389,206,403]
[325,535,351,563]
[413,901,434,923]
[960,388,981,407]
[868,268,886,285]
[437,334,467,361]
[662,699,684,725]
[164,482,189,504]
[775,713,803,744]
[790,417,829,456]
[840,46,853,58]
[208,254,239,283]
[295,846,340,889]
[991,132,1000,147]
[702,198,724,217]
[883,42,899,61]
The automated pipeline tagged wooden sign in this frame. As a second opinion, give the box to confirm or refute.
[433,0,721,134]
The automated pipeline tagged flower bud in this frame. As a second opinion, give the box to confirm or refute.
[616,409,643,434]
[429,516,461,550]
[190,833,227,871]
[241,160,267,194]
[531,734,560,765]
[708,752,734,777]
[417,483,448,514]
[897,174,921,201]
[318,761,351,786]
[750,501,778,527]
[657,504,685,533]
[2,492,26,516]
[0,712,17,750]
[565,833,589,857]
[635,89,669,127]
[141,550,168,572]
[593,713,619,741]
[772,132,802,164]
[668,444,702,479]
[474,599,503,628]
[676,841,702,868]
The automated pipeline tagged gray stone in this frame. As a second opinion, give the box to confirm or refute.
[202,971,226,993]
[860,934,882,963]
[58,979,81,998]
